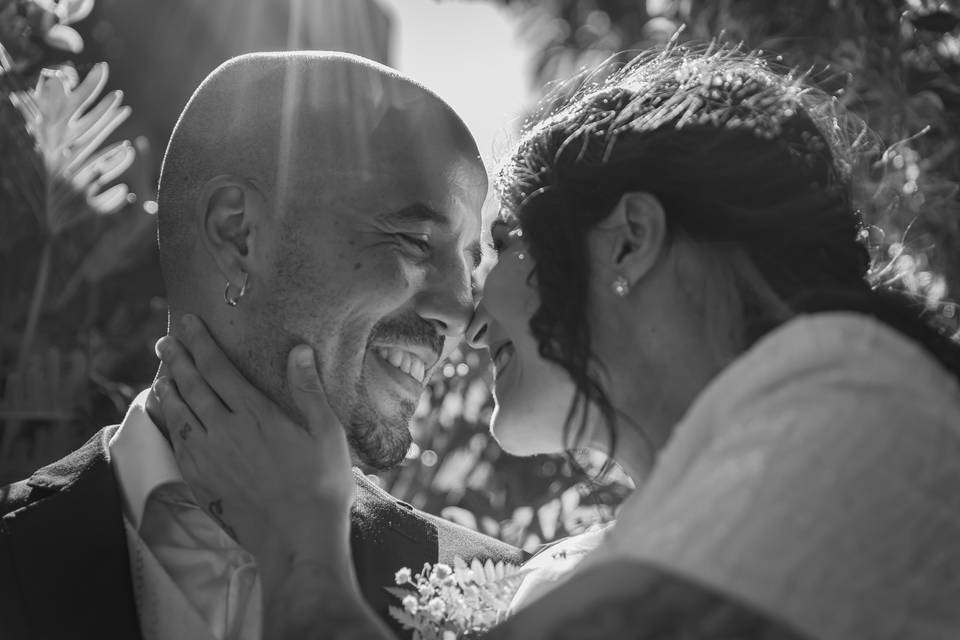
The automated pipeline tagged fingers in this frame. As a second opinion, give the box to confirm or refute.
[153,376,204,476]
[287,345,339,431]
[177,314,257,412]
[156,332,231,428]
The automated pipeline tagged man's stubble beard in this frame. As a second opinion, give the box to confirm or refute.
[239,313,415,471]
[345,370,414,470]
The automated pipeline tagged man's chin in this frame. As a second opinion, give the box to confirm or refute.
[348,429,411,470]
[345,400,415,470]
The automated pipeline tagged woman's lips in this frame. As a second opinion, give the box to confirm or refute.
[492,341,515,375]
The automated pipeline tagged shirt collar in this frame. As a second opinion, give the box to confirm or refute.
[108,389,185,529]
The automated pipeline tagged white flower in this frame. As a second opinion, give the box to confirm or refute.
[389,555,526,639]
[427,597,446,620]
[402,595,419,615]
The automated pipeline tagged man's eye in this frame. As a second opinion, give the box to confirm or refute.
[397,234,430,252]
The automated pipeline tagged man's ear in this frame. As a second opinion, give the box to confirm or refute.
[199,175,267,284]
[595,191,667,289]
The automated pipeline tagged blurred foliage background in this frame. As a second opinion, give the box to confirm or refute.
[1,0,958,552]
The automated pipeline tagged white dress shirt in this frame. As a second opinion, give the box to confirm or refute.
[108,391,261,640]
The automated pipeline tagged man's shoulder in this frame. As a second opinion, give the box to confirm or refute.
[423,509,529,565]
[0,476,44,518]
[0,425,119,518]
[356,472,529,564]
[352,471,527,565]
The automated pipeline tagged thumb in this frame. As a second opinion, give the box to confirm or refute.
[287,345,335,429]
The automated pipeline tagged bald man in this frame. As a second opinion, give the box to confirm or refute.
[0,52,523,640]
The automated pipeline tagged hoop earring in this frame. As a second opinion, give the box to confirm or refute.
[611,275,630,297]
[224,272,249,307]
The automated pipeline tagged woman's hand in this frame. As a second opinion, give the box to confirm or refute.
[152,314,355,564]
[154,315,394,639]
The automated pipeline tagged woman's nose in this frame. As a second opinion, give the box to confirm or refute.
[466,301,491,349]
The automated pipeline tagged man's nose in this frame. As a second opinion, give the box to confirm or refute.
[416,256,474,340]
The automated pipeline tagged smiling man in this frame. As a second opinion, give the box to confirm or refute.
[0,52,523,640]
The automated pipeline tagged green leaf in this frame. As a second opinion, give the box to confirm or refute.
[385,585,416,601]
[387,605,420,631]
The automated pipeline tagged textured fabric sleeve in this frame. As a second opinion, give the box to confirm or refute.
[604,372,960,640]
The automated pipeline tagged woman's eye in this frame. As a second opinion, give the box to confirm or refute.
[490,229,523,255]
[489,221,519,253]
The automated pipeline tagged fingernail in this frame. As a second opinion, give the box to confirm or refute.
[154,376,170,396]
[295,346,315,368]
[155,337,169,358]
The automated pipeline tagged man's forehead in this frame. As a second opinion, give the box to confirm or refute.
[377,197,483,240]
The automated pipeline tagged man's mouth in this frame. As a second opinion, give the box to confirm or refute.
[491,341,515,374]
[374,346,431,384]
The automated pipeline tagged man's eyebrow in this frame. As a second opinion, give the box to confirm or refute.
[377,203,449,227]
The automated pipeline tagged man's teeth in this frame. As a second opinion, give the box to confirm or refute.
[377,347,428,383]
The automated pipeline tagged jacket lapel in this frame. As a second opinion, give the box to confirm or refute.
[350,470,438,632]
[2,426,143,640]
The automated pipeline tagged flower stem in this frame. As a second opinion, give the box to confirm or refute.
[17,239,53,369]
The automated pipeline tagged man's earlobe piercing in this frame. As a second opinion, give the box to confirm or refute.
[224,271,249,307]
[611,275,630,297]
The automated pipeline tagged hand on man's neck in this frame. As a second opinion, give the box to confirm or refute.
[144,363,172,445]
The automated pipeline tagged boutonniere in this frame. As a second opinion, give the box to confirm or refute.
[387,557,528,640]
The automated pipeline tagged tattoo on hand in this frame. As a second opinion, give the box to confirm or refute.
[208,499,238,540]
[179,422,191,440]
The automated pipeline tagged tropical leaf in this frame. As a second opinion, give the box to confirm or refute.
[14,61,134,236]
[42,23,81,52]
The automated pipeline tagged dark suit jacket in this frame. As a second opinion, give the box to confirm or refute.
[0,426,525,639]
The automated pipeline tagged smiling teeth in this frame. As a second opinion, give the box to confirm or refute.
[377,347,428,383]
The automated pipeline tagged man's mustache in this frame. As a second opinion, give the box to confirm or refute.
[368,315,444,361]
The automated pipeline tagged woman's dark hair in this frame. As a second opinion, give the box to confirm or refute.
[495,44,960,451]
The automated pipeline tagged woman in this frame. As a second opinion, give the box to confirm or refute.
[154,45,960,639]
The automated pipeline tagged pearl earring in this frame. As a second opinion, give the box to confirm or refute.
[611,275,629,297]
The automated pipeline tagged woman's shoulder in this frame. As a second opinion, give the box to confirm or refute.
[577,311,960,640]
[694,311,960,425]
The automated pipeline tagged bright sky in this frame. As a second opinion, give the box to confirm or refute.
[378,0,535,168]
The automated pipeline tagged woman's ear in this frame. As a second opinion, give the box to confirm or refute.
[199,175,267,285]
[595,191,667,290]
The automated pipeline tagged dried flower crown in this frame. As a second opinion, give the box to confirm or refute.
[521,42,864,187]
